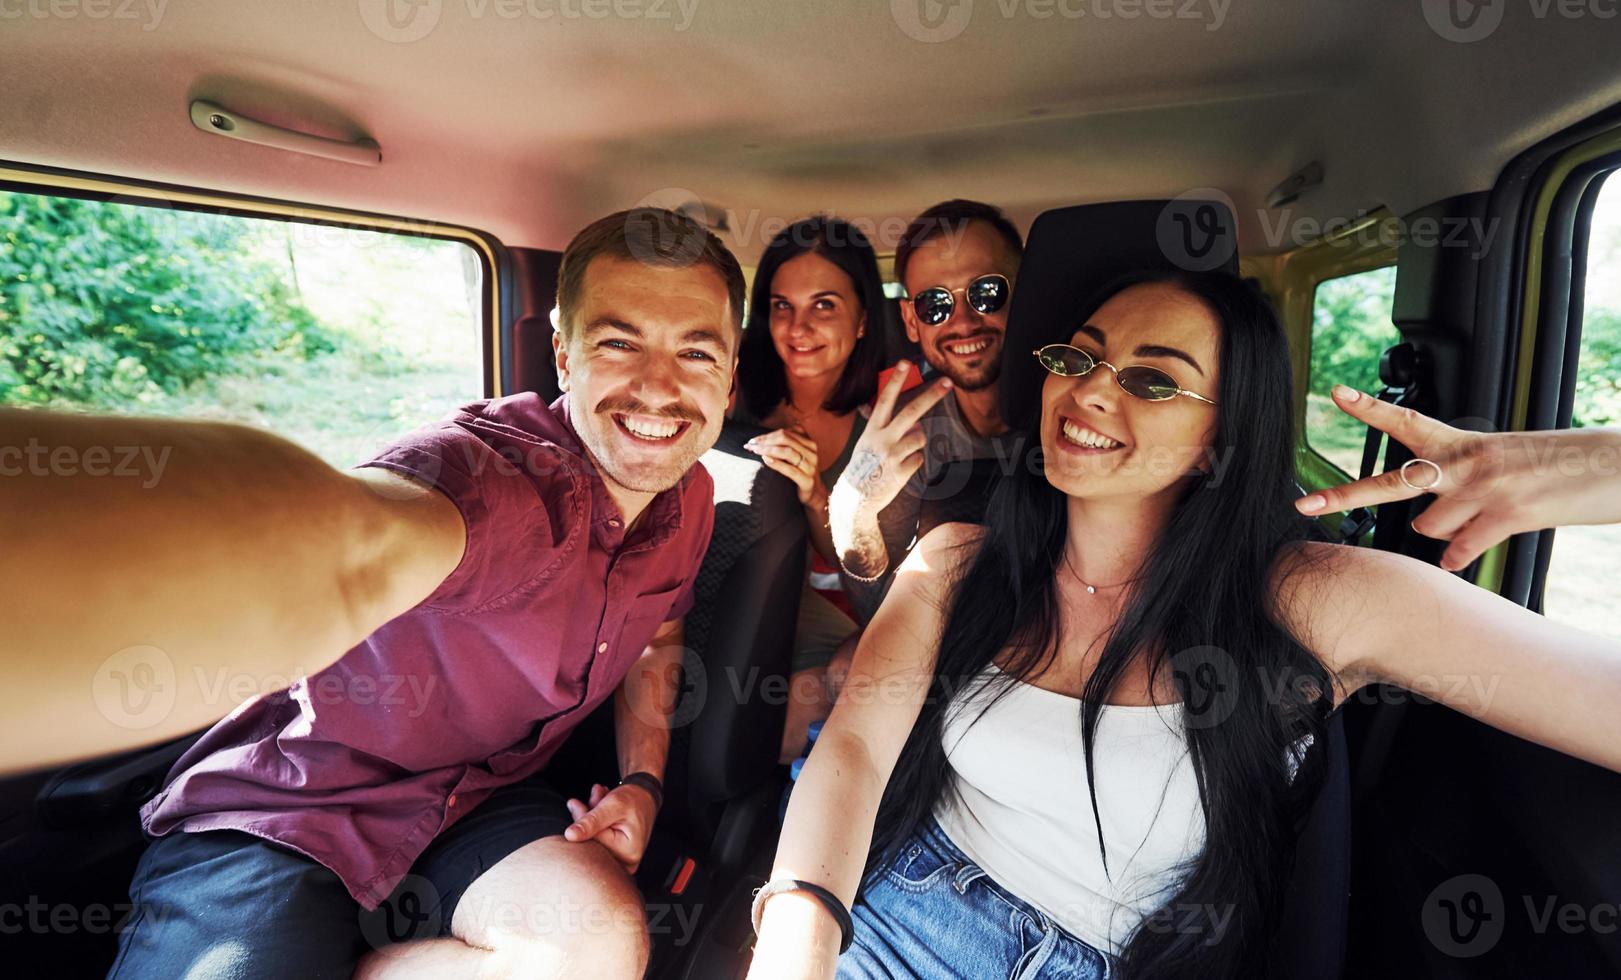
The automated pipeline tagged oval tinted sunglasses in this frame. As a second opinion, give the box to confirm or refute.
[910,274,1010,326]
[1032,344,1218,406]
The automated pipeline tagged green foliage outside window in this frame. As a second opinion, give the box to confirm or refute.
[1571,307,1621,428]
[0,192,335,408]
[1305,266,1399,474]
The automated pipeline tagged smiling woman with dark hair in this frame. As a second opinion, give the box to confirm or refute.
[747,269,1621,980]
[735,215,892,762]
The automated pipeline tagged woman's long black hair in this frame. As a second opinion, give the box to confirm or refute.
[867,269,1336,978]
[738,215,891,421]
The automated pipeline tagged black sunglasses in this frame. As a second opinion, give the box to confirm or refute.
[1032,344,1217,405]
[910,274,1010,326]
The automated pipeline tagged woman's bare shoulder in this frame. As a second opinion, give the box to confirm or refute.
[1268,538,1430,680]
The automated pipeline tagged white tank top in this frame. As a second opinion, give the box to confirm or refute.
[934,663,1206,955]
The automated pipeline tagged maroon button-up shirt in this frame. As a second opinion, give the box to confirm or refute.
[140,394,714,908]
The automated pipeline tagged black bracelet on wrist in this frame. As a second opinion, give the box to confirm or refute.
[617,771,663,811]
[751,877,854,954]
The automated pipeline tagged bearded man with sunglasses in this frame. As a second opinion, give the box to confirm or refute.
[828,200,1026,625]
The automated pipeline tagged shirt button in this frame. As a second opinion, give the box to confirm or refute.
[608,519,621,528]
[597,642,608,653]
[447,794,458,808]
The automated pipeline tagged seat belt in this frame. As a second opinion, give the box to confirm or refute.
[1335,342,1426,543]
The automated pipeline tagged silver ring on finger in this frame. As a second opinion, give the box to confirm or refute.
[791,448,803,469]
[1399,457,1443,492]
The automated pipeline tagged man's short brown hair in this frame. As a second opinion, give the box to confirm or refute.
[555,208,745,337]
[893,199,1024,288]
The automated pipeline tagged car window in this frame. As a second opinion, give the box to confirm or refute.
[1305,265,1400,475]
[1542,178,1621,640]
[0,189,483,469]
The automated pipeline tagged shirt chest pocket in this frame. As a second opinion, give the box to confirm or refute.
[581,585,684,701]
[615,584,686,657]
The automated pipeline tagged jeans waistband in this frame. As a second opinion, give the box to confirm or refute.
[918,816,1113,967]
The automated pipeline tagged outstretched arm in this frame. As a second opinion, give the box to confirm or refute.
[1290,542,1621,773]
[1,409,465,773]
[747,524,974,980]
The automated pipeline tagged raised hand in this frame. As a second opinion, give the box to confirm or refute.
[837,362,953,515]
[746,426,824,506]
[1297,385,1621,571]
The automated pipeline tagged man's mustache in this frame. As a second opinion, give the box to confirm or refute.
[596,399,706,426]
[936,328,1003,345]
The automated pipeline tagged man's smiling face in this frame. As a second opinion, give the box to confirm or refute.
[901,220,1020,392]
[554,255,738,498]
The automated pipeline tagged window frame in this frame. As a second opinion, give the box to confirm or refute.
[1300,263,1402,478]
[1506,153,1620,612]
[1243,211,1399,542]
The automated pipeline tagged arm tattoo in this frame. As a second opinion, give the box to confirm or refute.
[847,449,883,494]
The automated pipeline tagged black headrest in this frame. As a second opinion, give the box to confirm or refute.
[999,199,1241,428]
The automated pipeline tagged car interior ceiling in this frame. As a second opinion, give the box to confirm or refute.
[5,3,1621,979]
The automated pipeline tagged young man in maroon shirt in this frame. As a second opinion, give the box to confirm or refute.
[4,208,743,978]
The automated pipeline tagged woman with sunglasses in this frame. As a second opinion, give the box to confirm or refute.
[736,215,891,763]
[747,269,1621,978]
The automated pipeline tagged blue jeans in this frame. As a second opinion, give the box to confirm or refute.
[838,818,1111,979]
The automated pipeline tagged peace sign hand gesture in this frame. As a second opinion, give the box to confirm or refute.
[1296,385,1621,571]
[837,362,953,515]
